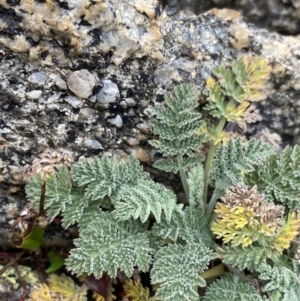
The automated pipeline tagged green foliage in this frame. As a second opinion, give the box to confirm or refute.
[26,167,87,228]
[26,57,299,301]
[217,245,280,272]
[26,155,180,227]
[257,263,299,301]
[246,145,300,210]
[66,211,152,278]
[149,84,205,173]
[187,164,204,208]
[151,207,212,247]
[46,251,65,274]
[282,286,300,301]
[203,274,267,301]
[20,227,45,251]
[209,137,276,198]
[73,155,181,223]
[151,242,215,301]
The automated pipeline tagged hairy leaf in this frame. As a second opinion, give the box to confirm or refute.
[246,145,300,210]
[151,207,212,246]
[149,84,205,173]
[218,244,280,272]
[66,212,153,278]
[203,274,266,301]
[151,242,215,301]
[210,137,276,198]
[257,263,298,300]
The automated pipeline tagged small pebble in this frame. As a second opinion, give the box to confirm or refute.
[107,115,123,128]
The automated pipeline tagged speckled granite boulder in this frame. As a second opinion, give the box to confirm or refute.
[1,0,300,248]
[162,0,300,35]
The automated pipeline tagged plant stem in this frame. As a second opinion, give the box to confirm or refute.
[223,262,245,279]
[205,191,218,222]
[177,154,189,200]
[0,250,25,276]
[200,263,226,279]
[203,116,227,205]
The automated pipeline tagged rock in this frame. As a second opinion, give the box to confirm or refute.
[137,122,151,134]
[125,98,137,107]
[85,139,104,149]
[122,137,140,146]
[130,146,151,163]
[96,80,120,104]
[162,0,300,34]
[28,72,47,84]
[64,96,83,108]
[26,90,43,99]
[228,24,249,50]
[107,115,123,128]
[79,108,97,117]
[0,35,30,52]
[54,75,68,90]
[67,70,95,99]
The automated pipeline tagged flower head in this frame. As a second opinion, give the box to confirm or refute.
[212,183,285,248]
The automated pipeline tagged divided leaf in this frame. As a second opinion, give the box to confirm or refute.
[209,137,276,198]
[151,242,215,301]
[112,179,181,223]
[203,274,266,301]
[187,164,204,209]
[66,212,153,278]
[149,84,205,173]
[151,207,212,247]
[257,263,299,300]
[26,167,87,228]
[246,145,300,210]
[217,244,280,272]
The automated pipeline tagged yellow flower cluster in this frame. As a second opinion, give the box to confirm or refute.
[211,184,300,252]
[211,202,277,247]
[273,212,300,253]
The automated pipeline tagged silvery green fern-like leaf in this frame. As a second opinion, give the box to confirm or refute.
[218,244,279,272]
[66,211,152,278]
[212,66,244,102]
[150,135,205,157]
[26,167,87,228]
[187,164,204,208]
[282,286,300,301]
[153,155,204,173]
[26,155,180,227]
[72,155,179,223]
[112,179,181,223]
[150,119,203,141]
[257,263,299,301]
[209,137,276,198]
[203,274,267,301]
[151,242,215,301]
[246,145,300,210]
[151,207,212,247]
[149,84,205,174]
